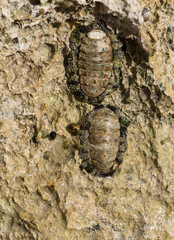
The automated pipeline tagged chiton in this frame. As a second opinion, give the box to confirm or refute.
[79,105,129,176]
[65,22,124,105]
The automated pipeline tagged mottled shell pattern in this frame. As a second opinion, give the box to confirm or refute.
[80,106,128,176]
[78,29,114,98]
[65,22,124,105]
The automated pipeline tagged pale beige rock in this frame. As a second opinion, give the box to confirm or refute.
[94,0,143,25]
[65,189,97,230]
[0,0,173,239]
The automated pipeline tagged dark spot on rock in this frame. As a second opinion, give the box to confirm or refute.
[52,22,61,29]
[107,105,117,112]
[168,39,173,44]
[91,223,100,231]
[13,37,19,44]
[49,131,57,140]
[167,27,171,33]
[31,125,38,144]
[29,0,41,5]
[85,164,93,173]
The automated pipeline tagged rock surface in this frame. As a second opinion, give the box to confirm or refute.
[0,0,174,239]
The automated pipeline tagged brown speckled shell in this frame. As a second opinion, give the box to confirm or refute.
[78,30,114,98]
[81,107,121,174]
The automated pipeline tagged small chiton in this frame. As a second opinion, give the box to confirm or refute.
[65,22,124,105]
[80,105,129,176]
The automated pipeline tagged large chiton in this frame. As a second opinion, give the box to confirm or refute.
[65,22,124,105]
[78,29,113,98]
[79,105,129,176]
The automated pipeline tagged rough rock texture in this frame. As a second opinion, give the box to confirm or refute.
[0,0,174,239]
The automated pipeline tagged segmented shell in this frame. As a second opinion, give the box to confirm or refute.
[78,30,113,98]
[85,107,120,173]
